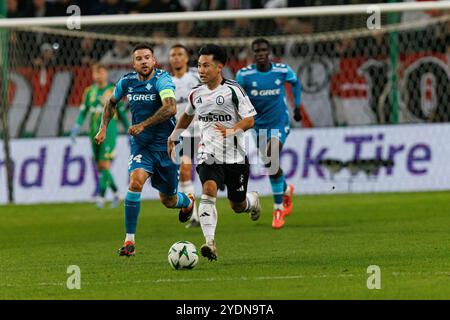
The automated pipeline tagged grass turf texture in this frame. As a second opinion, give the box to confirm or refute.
[1,191,449,299]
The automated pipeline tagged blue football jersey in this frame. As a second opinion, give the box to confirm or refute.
[114,68,176,151]
[236,62,301,128]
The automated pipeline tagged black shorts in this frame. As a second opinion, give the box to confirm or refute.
[196,159,249,203]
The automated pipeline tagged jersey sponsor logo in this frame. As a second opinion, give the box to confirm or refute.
[250,88,281,97]
[126,93,157,101]
[198,113,232,122]
[216,95,225,105]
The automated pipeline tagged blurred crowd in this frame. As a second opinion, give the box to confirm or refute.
[6,0,356,17]
[5,0,449,72]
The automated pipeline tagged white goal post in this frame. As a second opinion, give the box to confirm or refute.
[1,2,450,27]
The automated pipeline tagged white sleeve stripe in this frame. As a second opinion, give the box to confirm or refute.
[224,80,247,97]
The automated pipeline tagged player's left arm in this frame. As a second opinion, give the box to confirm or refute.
[128,94,176,136]
[233,116,254,133]
[215,85,256,137]
[286,65,302,122]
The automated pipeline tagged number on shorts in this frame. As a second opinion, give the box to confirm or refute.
[132,154,142,163]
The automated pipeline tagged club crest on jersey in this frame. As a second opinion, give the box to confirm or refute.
[216,95,225,105]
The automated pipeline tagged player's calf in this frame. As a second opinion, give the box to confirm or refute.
[164,192,195,222]
[230,192,261,221]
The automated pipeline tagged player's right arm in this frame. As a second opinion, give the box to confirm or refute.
[94,96,118,145]
[95,77,125,144]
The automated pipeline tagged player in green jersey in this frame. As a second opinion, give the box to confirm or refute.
[71,64,130,208]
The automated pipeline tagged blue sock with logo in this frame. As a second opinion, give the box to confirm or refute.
[174,192,192,208]
[125,190,141,234]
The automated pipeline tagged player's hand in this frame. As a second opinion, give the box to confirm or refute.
[94,128,106,145]
[128,123,145,136]
[294,107,302,122]
[214,124,234,138]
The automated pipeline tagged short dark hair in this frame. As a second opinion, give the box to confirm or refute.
[170,44,190,57]
[91,63,108,71]
[198,44,227,65]
[251,38,271,50]
[132,43,154,54]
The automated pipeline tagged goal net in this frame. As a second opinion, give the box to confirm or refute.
[2,2,450,139]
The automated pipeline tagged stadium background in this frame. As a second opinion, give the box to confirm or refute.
[2,0,450,302]
[1,0,450,204]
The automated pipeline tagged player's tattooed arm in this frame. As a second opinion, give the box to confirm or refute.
[129,97,177,136]
[94,96,118,144]
[101,96,118,129]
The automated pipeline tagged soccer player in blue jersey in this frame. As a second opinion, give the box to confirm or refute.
[236,38,302,229]
[94,43,195,256]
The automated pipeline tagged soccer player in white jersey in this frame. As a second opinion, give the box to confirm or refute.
[168,44,261,261]
[169,44,201,228]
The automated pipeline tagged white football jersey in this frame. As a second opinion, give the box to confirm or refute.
[186,79,257,164]
[172,67,200,137]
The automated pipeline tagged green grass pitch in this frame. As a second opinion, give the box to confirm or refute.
[1,191,450,299]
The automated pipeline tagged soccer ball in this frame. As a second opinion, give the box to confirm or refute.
[168,241,199,270]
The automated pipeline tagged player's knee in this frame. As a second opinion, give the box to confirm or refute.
[179,164,192,182]
[97,161,109,171]
[202,181,218,197]
[128,180,144,192]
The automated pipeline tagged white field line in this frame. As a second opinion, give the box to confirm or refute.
[2,272,450,288]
